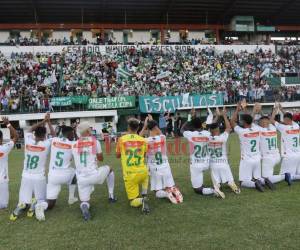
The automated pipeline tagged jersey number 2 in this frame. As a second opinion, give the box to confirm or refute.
[126,148,142,167]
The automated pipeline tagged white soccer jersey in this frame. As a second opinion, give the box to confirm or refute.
[146,135,169,170]
[72,136,101,175]
[259,124,280,158]
[183,130,210,167]
[275,121,300,157]
[22,132,51,179]
[0,141,14,183]
[234,124,261,160]
[49,137,74,172]
[208,132,229,165]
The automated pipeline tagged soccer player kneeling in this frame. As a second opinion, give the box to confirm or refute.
[116,118,150,214]
[72,122,116,221]
[10,113,55,221]
[140,116,183,204]
[231,103,274,192]
[209,108,240,198]
[271,104,300,182]
[182,116,223,198]
[0,117,18,209]
[35,126,78,221]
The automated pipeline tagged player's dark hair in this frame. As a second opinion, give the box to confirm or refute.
[0,130,2,140]
[241,114,253,125]
[209,122,219,130]
[147,120,158,130]
[191,117,203,129]
[34,126,47,138]
[259,115,270,121]
[283,112,293,120]
[128,118,140,132]
[61,125,74,137]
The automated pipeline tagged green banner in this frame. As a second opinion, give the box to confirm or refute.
[88,96,136,109]
[50,97,72,107]
[71,96,89,104]
[139,94,223,113]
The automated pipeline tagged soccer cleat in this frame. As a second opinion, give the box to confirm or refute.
[213,185,225,199]
[285,173,292,186]
[142,197,150,214]
[166,189,178,204]
[255,180,264,192]
[68,197,79,205]
[108,197,117,203]
[27,198,37,218]
[228,183,241,194]
[80,203,91,221]
[10,203,27,221]
[264,178,275,191]
[171,187,183,203]
[35,203,45,221]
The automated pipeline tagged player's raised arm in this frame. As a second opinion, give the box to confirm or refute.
[222,108,231,133]
[29,115,47,132]
[2,117,18,144]
[44,113,56,137]
[180,120,189,135]
[139,116,149,137]
[270,104,279,125]
[230,103,242,128]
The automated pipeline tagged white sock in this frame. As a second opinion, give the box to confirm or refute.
[106,171,115,198]
[80,202,90,209]
[156,190,168,198]
[292,174,300,180]
[267,175,285,183]
[241,180,256,188]
[68,184,76,200]
[202,188,215,195]
[41,201,48,210]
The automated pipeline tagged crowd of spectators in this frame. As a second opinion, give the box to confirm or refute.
[0,45,300,113]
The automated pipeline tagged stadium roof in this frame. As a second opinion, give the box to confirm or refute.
[1,0,300,25]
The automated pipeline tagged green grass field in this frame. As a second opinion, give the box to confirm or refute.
[1,134,300,250]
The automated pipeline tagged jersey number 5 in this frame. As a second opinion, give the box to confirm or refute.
[55,152,64,167]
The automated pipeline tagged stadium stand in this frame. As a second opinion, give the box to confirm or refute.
[0,45,300,113]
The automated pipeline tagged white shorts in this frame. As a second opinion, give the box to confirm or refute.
[210,164,234,184]
[280,155,300,175]
[150,167,175,191]
[262,155,281,178]
[19,177,46,204]
[47,169,76,200]
[0,182,9,208]
[190,164,209,188]
[77,166,110,202]
[239,158,261,182]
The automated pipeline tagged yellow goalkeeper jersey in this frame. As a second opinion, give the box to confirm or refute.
[116,133,148,177]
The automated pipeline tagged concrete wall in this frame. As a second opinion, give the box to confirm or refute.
[82,31,96,43]
[188,31,205,41]
[0,31,9,43]
[112,30,123,43]
[52,31,71,40]
[168,31,180,43]
[128,30,150,43]
[20,31,31,38]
